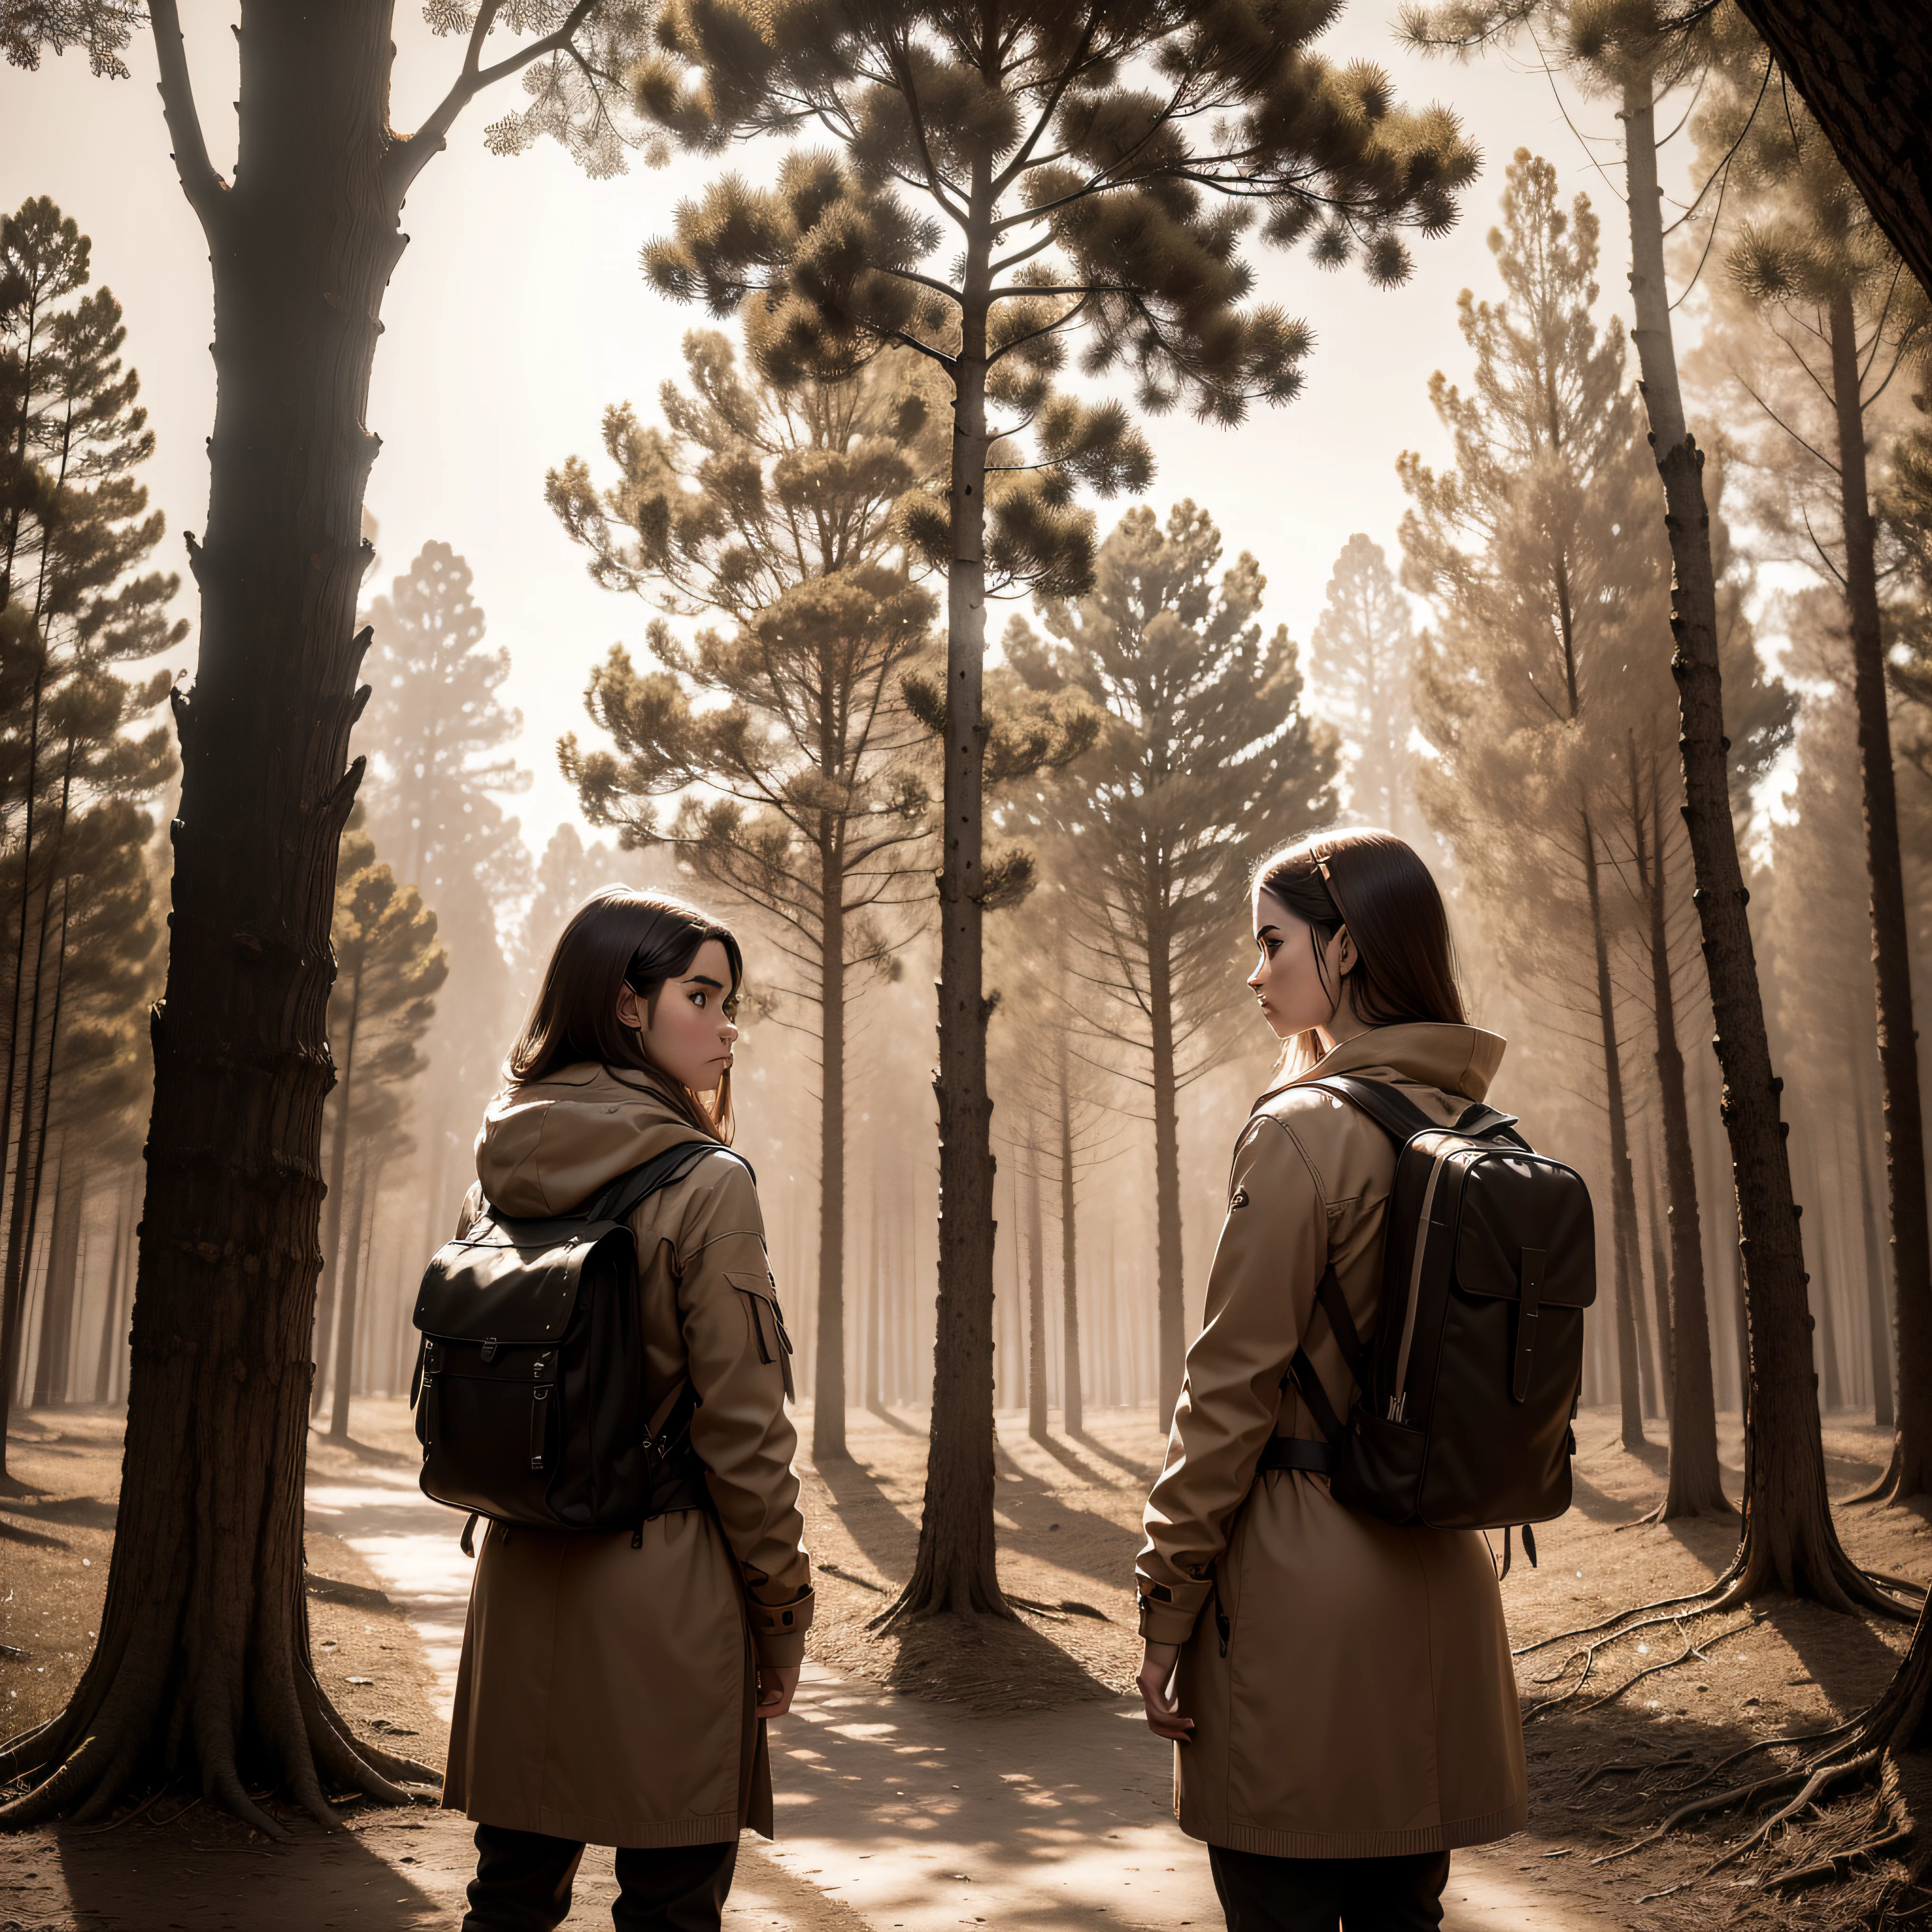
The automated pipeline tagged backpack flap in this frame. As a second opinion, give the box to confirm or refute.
[415,1216,631,1347]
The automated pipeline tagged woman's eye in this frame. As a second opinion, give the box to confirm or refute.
[691,991,707,1008]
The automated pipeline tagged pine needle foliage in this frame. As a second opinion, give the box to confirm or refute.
[1005,499,1335,1412]
[628,0,1478,1622]
[552,322,941,1461]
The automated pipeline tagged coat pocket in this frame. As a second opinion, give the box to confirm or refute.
[726,1270,796,1399]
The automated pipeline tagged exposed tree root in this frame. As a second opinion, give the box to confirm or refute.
[1846,1437,1904,1507]
[1703,1749,1885,1874]
[1632,1491,1736,1528]
[1525,1612,1755,1725]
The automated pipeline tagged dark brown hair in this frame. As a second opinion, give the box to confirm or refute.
[508,886,743,1142]
[1254,827,1465,1076]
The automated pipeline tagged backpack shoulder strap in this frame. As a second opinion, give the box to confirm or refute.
[590,1141,756,1227]
[1299,1074,1439,1145]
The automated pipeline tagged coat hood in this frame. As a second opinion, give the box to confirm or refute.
[475,1061,723,1216]
[1257,1021,1507,1110]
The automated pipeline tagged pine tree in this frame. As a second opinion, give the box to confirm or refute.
[1402,151,1666,1465]
[1691,32,1932,1508]
[1405,0,1881,1616]
[1309,534,1416,836]
[553,323,944,1464]
[313,815,445,1446]
[1007,500,1335,1414]
[2,2,649,1828]
[632,0,1476,1622]
[0,193,178,1478]
[357,541,530,1252]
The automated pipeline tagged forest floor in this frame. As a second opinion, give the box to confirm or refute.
[0,1399,1921,1930]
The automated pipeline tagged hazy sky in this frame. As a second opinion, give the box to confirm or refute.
[1,5,1698,857]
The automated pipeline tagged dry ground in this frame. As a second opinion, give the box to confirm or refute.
[795,1402,1932,1928]
[0,1400,1924,1929]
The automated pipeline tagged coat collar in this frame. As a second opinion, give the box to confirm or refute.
[1255,1021,1507,1109]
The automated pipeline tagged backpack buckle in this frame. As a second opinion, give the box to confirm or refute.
[481,1337,498,1364]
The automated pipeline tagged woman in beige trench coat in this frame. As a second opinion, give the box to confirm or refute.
[443,889,813,1932]
[1137,830,1526,1932]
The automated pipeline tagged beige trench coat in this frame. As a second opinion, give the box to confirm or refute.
[1138,1023,1528,1859]
[441,1064,813,1848]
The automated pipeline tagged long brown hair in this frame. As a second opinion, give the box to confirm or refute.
[1254,827,1466,1079]
[508,886,743,1142]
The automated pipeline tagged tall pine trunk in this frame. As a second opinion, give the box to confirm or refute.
[1619,71,1885,1611]
[1825,284,1932,1501]
[813,842,848,1461]
[313,960,363,1421]
[0,0,442,1828]
[31,1145,82,1409]
[1851,1039,1895,1428]
[1634,749,1728,1516]
[1026,1141,1048,1443]
[1642,1134,1673,1420]
[891,155,1007,1621]
[1583,811,1647,1451]
[1057,1032,1083,1439]
[92,1185,130,1407]
[1148,913,1184,1417]
[327,1161,369,1444]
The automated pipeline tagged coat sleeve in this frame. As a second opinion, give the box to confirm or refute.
[1135,1108,1330,1645]
[667,1155,816,1668]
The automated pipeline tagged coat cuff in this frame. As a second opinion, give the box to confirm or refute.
[1134,1572,1211,1644]
[749,1585,813,1665]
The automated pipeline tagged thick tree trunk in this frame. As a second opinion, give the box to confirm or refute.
[890,161,1008,1622]
[1149,918,1184,1418]
[1583,811,1647,1452]
[1635,754,1728,1517]
[813,855,848,1461]
[1620,73,1887,1613]
[1057,1033,1082,1439]
[1026,1141,1048,1443]
[1826,284,1932,1500]
[1729,2,1932,302]
[327,1163,369,1444]
[1852,1046,1896,1429]
[0,0,440,1830]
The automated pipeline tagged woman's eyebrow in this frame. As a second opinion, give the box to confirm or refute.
[1255,924,1282,941]
[682,973,726,991]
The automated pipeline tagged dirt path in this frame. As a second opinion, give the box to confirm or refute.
[6,1397,1914,1928]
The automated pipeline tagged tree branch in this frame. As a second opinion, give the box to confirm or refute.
[148,0,227,231]
[389,0,600,195]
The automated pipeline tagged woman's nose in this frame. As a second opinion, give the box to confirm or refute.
[1246,963,1265,990]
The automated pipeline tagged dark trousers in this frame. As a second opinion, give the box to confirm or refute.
[1209,1845,1451,1932]
[462,1822,738,1932]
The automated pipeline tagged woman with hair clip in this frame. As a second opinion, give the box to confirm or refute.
[442,888,812,1932]
[1135,829,1526,1932]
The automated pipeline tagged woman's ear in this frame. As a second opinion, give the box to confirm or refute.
[1334,924,1356,977]
[616,983,646,1033]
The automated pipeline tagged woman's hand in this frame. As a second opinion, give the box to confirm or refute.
[1137,1641,1192,1743]
[756,1663,800,1719]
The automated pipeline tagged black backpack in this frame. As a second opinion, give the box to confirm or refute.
[410,1141,747,1545]
[1261,1075,1596,1562]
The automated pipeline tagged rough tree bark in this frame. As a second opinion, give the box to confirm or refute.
[0,0,595,1831]
[812,842,848,1462]
[1582,812,1647,1452]
[1632,747,1728,1517]
[1620,71,1894,1614]
[888,150,1009,1622]
[1824,283,1932,1501]
[1729,1,1932,303]
[312,953,362,1422]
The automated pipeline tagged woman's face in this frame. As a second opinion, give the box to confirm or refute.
[616,938,739,1095]
[1247,883,1356,1042]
